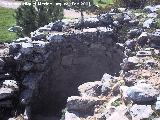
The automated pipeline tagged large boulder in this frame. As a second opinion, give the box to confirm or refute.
[78,81,102,97]
[121,83,159,104]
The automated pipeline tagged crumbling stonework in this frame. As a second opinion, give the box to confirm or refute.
[2,4,160,120]
[0,18,124,119]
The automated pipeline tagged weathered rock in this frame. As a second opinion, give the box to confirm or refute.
[144,6,156,13]
[95,107,116,120]
[38,26,51,32]
[149,29,160,48]
[31,32,46,41]
[101,73,114,83]
[137,32,149,46]
[101,82,112,96]
[47,34,64,42]
[127,56,139,64]
[75,17,100,29]
[121,57,140,71]
[136,50,152,57]
[145,59,157,68]
[118,8,126,12]
[153,29,160,36]
[129,104,153,120]
[107,105,129,120]
[144,5,160,13]
[128,29,142,39]
[124,70,138,86]
[155,96,160,111]
[67,96,105,113]
[143,18,155,28]
[147,13,158,18]
[123,13,131,22]
[15,37,32,43]
[121,84,159,104]
[124,39,136,50]
[20,42,33,54]
[128,20,139,26]
[78,81,102,97]
[101,74,115,96]
[98,13,114,27]
[0,87,16,100]
[8,118,16,120]
[2,80,18,90]
[51,21,64,31]
[112,13,124,23]
[65,111,80,120]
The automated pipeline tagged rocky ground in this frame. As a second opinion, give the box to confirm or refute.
[64,5,160,120]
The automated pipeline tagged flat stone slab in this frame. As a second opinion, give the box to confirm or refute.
[136,51,152,57]
[0,87,15,100]
[67,96,106,113]
[129,104,153,120]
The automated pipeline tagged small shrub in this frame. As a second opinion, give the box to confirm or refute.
[98,0,107,4]
[15,0,64,36]
[111,98,122,107]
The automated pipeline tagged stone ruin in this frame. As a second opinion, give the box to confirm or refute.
[1,4,160,120]
[0,13,125,120]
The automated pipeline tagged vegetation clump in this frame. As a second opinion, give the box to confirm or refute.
[15,0,64,36]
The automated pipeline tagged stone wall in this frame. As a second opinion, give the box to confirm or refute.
[30,29,123,117]
[0,25,124,119]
